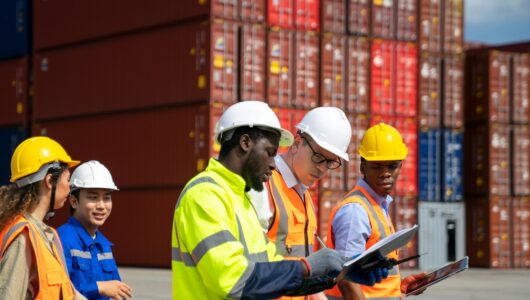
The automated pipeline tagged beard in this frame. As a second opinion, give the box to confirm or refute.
[242,150,266,192]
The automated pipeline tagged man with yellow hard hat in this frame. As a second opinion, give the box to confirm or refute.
[324,123,426,300]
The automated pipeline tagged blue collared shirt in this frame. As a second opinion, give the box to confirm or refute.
[331,178,394,257]
[57,217,121,300]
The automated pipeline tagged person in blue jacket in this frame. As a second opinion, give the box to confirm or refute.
[58,160,132,300]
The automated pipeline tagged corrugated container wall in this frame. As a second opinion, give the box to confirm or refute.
[318,189,345,242]
[0,126,27,185]
[465,50,511,124]
[371,0,394,39]
[321,0,346,33]
[371,39,394,115]
[320,33,347,110]
[348,0,370,35]
[347,36,370,114]
[293,31,319,109]
[390,196,418,269]
[394,42,417,117]
[268,0,320,31]
[511,53,530,124]
[466,196,511,268]
[464,123,511,196]
[345,114,370,191]
[0,58,28,126]
[418,0,442,53]
[511,125,530,196]
[268,0,294,29]
[442,0,463,54]
[0,0,30,60]
[418,129,441,202]
[240,23,267,102]
[34,20,240,121]
[442,129,463,202]
[268,28,294,107]
[512,196,530,268]
[442,54,464,128]
[396,0,417,41]
[418,52,442,127]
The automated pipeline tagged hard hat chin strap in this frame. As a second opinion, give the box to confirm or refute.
[45,166,62,221]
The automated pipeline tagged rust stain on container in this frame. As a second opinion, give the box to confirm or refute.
[464,123,511,196]
[347,36,370,114]
[466,196,512,268]
[267,28,294,107]
[320,33,347,110]
[293,31,319,109]
[418,52,442,128]
[511,53,530,124]
[512,196,530,268]
[418,0,442,53]
[240,23,266,101]
[0,58,27,126]
[442,54,464,128]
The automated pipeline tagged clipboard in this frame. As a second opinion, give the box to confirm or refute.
[405,256,469,296]
[337,224,419,280]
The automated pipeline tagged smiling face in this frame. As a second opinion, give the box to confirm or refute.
[361,159,402,197]
[69,189,113,235]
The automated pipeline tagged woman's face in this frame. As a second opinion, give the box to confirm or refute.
[53,169,71,209]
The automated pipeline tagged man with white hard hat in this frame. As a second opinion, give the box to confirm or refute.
[58,160,132,300]
[171,101,388,299]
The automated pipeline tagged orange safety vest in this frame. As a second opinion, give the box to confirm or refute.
[266,169,318,300]
[325,187,402,300]
[0,215,75,300]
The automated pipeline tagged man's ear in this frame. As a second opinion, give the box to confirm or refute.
[69,194,79,209]
[360,161,366,177]
[289,134,303,154]
[239,134,252,153]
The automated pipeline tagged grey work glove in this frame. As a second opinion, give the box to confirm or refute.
[305,248,348,277]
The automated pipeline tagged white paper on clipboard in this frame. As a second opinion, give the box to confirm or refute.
[336,224,419,281]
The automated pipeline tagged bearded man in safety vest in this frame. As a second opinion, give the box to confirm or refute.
[171,101,389,299]
[325,123,426,300]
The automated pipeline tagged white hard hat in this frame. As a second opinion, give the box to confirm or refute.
[215,101,294,147]
[296,107,352,161]
[70,160,118,192]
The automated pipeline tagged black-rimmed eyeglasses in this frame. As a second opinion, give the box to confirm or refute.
[301,136,342,170]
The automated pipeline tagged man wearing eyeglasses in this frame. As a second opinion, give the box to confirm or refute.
[250,106,352,300]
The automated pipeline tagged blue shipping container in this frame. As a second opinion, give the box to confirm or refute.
[0,126,27,185]
[419,129,441,201]
[0,0,30,60]
[442,129,463,202]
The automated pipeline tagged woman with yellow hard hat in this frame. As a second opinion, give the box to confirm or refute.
[0,136,87,299]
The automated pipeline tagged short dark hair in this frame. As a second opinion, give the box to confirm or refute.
[69,189,80,215]
[219,126,280,158]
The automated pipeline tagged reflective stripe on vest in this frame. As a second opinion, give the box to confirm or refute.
[267,170,316,258]
[325,187,401,299]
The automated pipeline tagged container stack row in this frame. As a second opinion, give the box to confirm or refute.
[464,49,530,268]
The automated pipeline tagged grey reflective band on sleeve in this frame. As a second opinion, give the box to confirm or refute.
[1,221,28,255]
[70,249,92,259]
[227,260,256,299]
[192,230,237,263]
[97,252,114,261]
[171,246,195,266]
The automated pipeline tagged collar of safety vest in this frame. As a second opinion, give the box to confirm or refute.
[67,216,112,249]
[25,213,55,242]
[207,158,248,196]
[357,178,393,209]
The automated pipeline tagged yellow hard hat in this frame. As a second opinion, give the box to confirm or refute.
[358,123,408,161]
[10,136,80,186]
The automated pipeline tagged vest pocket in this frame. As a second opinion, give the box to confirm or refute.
[73,256,90,270]
[101,259,118,273]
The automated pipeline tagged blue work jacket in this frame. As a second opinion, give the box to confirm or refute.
[57,217,121,300]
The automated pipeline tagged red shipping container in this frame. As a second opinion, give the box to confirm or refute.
[268,28,294,108]
[512,196,530,268]
[512,53,530,124]
[390,196,418,269]
[346,36,370,114]
[33,104,215,189]
[371,39,394,115]
[394,42,417,117]
[465,50,511,124]
[34,20,239,121]
[396,0,417,41]
[273,107,307,153]
[321,0,346,33]
[33,0,243,50]
[240,23,267,102]
[209,104,228,157]
[347,0,370,35]
[320,33,347,110]
[318,189,346,241]
[46,187,178,267]
[293,31,319,109]
[418,52,442,128]
[241,0,266,23]
[0,58,27,126]
[443,0,464,54]
[464,123,511,196]
[295,0,320,31]
[345,114,370,190]
[320,167,345,191]
[371,115,417,196]
[443,54,464,128]
[466,196,511,268]
[371,0,394,39]
[268,0,295,29]
[418,0,442,53]
[511,125,530,196]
